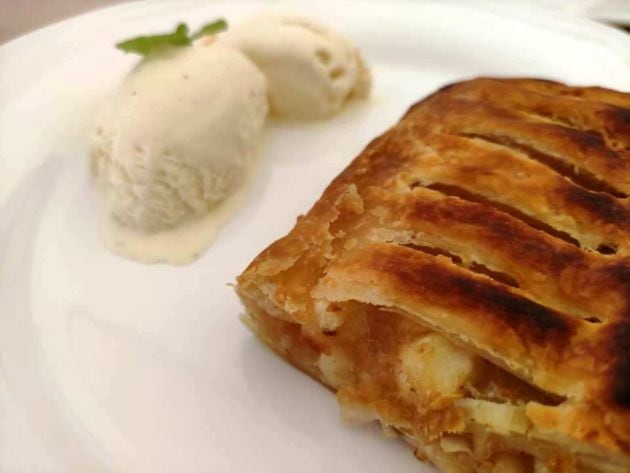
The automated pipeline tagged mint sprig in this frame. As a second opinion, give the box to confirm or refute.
[116,19,228,56]
[191,19,228,40]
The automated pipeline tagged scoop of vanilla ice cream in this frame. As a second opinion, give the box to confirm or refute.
[220,13,371,119]
[92,43,268,233]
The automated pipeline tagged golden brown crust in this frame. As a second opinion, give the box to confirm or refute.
[406,91,630,196]
[237,78,630,471]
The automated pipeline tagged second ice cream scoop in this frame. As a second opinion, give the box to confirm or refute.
[220,13,371,119]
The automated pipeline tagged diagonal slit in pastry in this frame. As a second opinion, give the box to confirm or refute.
[237,78,630,473]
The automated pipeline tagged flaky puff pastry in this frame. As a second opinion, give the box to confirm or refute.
[237,78,630,473]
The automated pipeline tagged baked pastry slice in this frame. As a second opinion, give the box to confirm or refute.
[236,78,630,473]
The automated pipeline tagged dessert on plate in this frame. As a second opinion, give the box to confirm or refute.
[237,78,630,473]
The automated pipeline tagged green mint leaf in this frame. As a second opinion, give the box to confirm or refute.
[116,23,191,56]
[191,19,228,40]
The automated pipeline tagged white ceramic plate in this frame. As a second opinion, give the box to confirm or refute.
[588,0,630,26]
[510,0,630,25]
[1,1,629,472]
